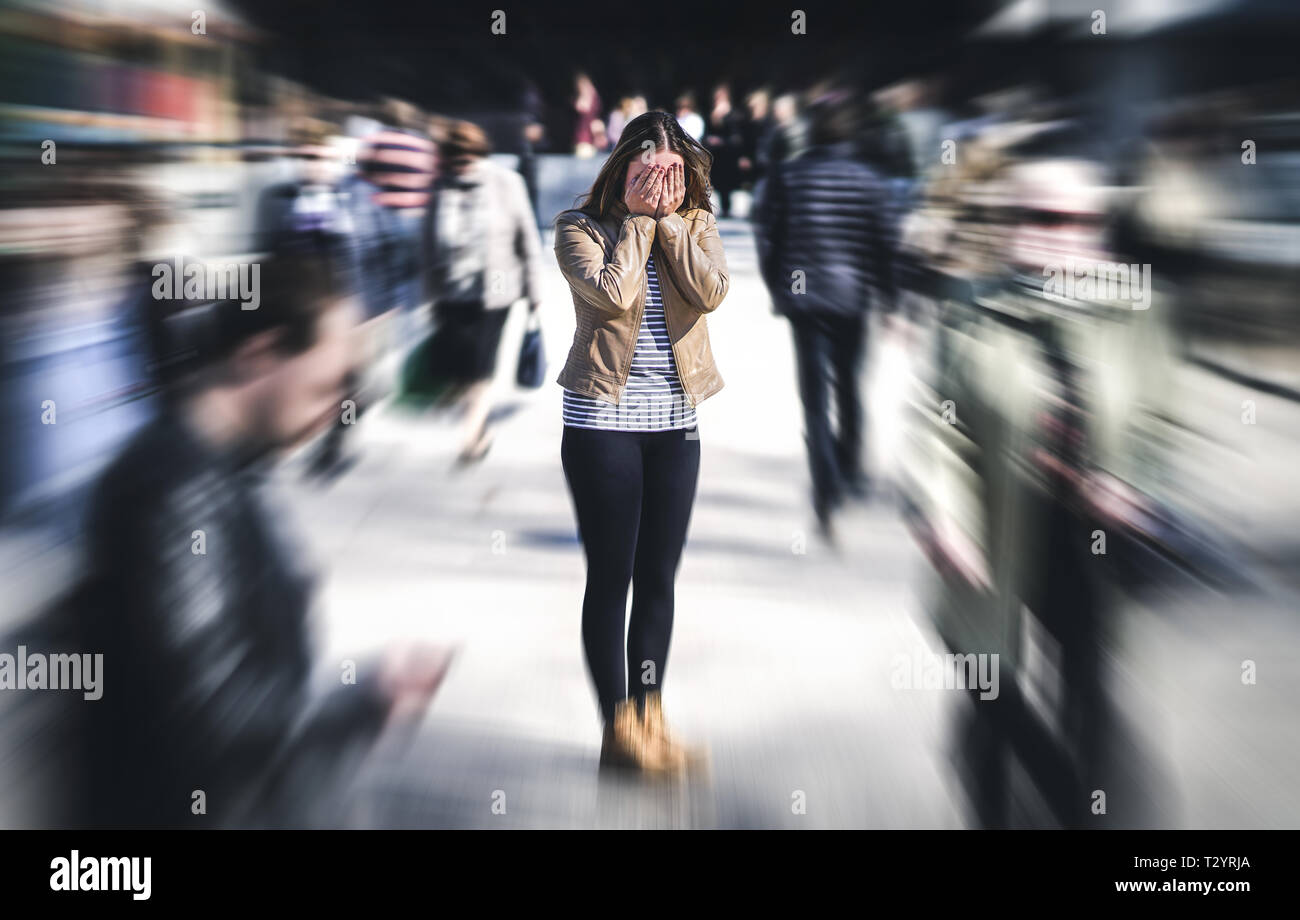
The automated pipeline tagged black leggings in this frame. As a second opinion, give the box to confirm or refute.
[561,425,701,724]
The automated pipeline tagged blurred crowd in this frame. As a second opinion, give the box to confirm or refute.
[1,0,1298,828]
[566,74,799,220]
[752,71,1300,824]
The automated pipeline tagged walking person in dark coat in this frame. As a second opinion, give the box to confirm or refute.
[754,88,898,538]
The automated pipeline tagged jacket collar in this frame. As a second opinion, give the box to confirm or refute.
[439,160,486,190]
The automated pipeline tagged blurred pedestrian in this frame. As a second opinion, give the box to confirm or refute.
[573,72,604,158]
[606,95,648,148]
[254,122,352,259]
[705,83,746,217]
[554,110,727,775]
[302,103,437,479]
[255,121,371,481]
[78,250,455,828]
[519,79,549,220]
[283,107,419,481]
[754,89,898,538]
[357,99,437,321]
[423,120,543,463]
[761,92,807,168]
[675,92,704,141]
[741,88,771,190]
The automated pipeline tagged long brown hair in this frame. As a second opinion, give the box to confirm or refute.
[575,110,713,217]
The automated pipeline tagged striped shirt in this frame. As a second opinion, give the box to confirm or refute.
[357,128,436,215]
[562,255,698,431]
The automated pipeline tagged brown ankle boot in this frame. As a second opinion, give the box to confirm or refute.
[600,697,685,776]
[641,691,707,773]
[600,698,644,771]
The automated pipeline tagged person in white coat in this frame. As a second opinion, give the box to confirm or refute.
[423,120,544,462]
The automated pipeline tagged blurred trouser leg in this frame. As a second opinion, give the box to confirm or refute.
[627,428,700,712]
[369,307,405,395]
[957,686,1010,828]
[829,312,868,492]
[394,209,424,310]
[307,309,398,479]
[388,208,424,348]
[561,426,644,724]
[789,313,839,521]
[308,367,362,478]
[520,148,540,224]
[458,379,493,457]
[443,304,509,460]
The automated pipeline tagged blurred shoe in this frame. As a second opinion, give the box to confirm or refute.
[308,451,359,485]
[599,698,647,773]
[814,499,837,545]
[642,691,707,775]
[842,473,872,502]
[454,428,494,466]
[600,697,686,777]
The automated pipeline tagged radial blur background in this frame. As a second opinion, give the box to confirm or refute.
[1,0,1298,828]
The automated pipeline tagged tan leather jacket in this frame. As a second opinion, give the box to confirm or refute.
[554,203,727,407]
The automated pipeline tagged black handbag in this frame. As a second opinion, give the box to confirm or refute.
[515,312,546,389]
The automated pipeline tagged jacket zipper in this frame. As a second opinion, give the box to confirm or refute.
[654,243,697,408]
[615,265,645,405]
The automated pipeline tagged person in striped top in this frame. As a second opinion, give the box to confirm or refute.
[356,100,437,217]
[561,252,697,431]
[352,100,436,319]
[555,111,727,776]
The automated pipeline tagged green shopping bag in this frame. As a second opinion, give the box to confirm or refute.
[394,325,460,410]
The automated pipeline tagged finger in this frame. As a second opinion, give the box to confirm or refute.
[641,165,663,198]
